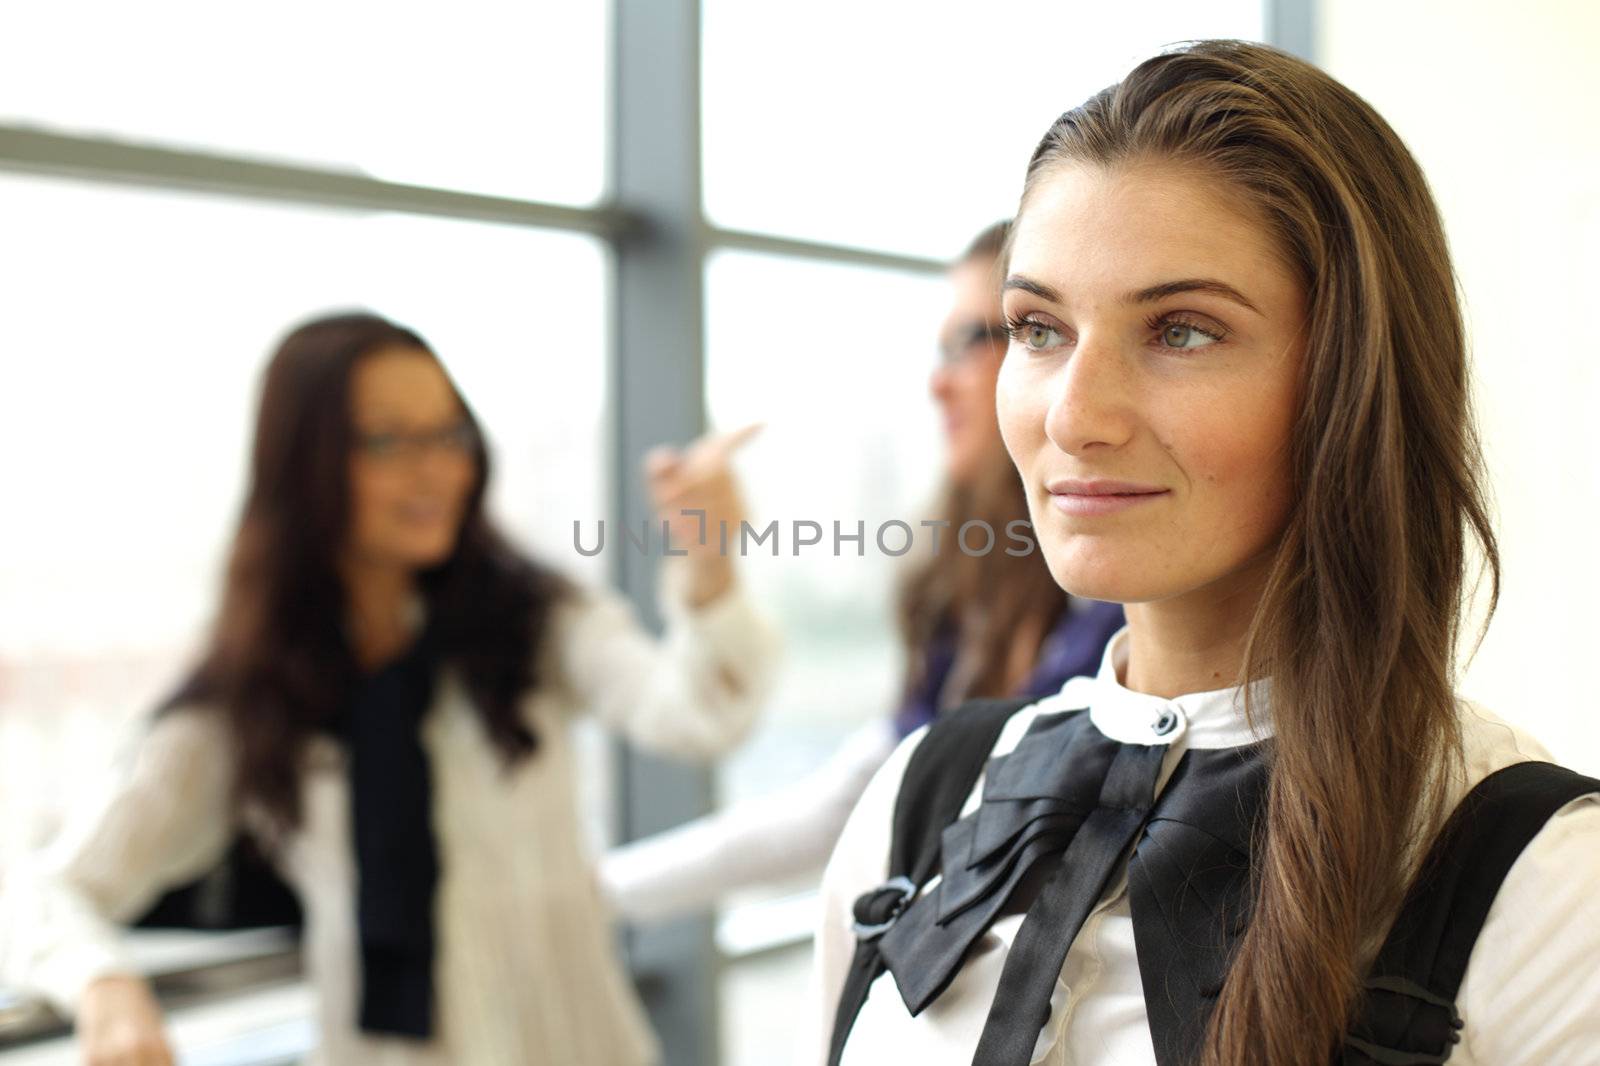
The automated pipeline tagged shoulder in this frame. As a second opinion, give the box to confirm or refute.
[1455,785,1600,1060]
[139,703,234,763]
[545,577,624,633]
[538,580,634,671]
[1449,698,1600,861]
[1447,696,1600,809]
[1453,698,1558,787]
[537,570,614,627]
[821,719,930,902]
[1438,699,1600,1057]
[108,705,239,812]
[1444,700,1599,918]
[831,694,1068,869]
[848,721,930,838]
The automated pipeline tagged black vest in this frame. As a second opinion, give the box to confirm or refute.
[827,696,1599,1066]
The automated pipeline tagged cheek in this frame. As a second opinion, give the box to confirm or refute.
[345,462,388,546]
[1173,382,1297,545]
[448,458,478,503]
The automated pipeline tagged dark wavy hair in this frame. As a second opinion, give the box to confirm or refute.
[165,311,573,831]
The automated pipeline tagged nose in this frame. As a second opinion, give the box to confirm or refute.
[1043,329,1136,456]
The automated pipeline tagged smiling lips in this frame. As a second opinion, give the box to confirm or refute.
[1045,477,1170,516]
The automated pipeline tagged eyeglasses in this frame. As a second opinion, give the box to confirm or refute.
[352,422,480,462]
[938,321,1010,368]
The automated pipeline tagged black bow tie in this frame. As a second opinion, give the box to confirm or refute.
[873,708,1269,1066]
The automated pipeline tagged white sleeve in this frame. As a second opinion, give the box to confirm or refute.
[801,725,928,1066]
[0,709,237,1015]
[1455,794,1600,1065]
[599,718,898,924]
[553,559,782,761]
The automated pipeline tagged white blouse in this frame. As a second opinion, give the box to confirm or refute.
[0,559,782,1066]
[809,629,1600,1066]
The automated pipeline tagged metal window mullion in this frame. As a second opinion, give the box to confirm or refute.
[705,224,945,276]
[0,124,629,235]
[1265,0,1317,60]
[609,1,720,1066]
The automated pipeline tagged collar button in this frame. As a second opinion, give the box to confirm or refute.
[1152,708,1181,737]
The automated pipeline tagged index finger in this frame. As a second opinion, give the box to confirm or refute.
[693,421,764,463]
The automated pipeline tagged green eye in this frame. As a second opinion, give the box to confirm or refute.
[1159,323,1219,350]
[1021,322,1063,350]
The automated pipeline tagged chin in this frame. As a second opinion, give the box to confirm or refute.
[398,530,461,570]
[1039,536,1171,605]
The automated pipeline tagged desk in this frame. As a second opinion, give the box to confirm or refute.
[0,929,315,1066]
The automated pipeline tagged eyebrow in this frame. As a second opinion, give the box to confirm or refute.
[1002,275,1061,301]
[1003,273,1262,316]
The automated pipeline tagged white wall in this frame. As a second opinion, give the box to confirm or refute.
[1320,0,1600,771]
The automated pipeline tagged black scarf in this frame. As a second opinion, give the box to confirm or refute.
[337,621,444,1040]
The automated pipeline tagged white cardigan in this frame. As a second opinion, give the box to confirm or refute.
[0,560,781,1066]
[810,629,1600,1066]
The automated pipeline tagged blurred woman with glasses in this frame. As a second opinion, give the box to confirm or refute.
[600,223,1123,926]
[0,311,780,1066]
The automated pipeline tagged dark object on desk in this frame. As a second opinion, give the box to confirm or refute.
[134,837,302,934]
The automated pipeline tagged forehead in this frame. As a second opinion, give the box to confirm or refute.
[349,345,462,425]
[1007,161,1295,306]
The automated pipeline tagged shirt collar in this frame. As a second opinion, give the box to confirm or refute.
[1038,627,1273,750]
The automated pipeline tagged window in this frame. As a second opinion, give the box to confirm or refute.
[0,1,608,203]
[0,171,610,861]
[702,0,1264,258]
[705,249,948,805]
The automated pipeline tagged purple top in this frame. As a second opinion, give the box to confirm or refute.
[891,599,1125,740]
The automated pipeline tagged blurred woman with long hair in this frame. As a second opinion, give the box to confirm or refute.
[815,41,1599,1066]
[0,312,779,1065]
[601,225,1122,925]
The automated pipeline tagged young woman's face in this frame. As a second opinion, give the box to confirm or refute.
[931,254,1008,485]
[996,161,1306,607]
[345,346,478,573]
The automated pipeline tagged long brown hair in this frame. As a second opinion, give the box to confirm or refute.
[1009,41,1499,1062]
[898,223,1070,707]
[166,312,573,831]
